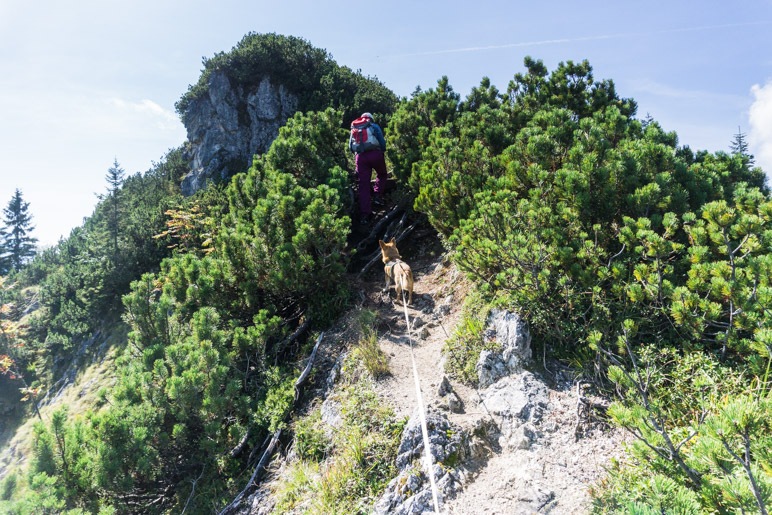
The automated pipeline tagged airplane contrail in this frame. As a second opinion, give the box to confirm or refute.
[386,20,770,58]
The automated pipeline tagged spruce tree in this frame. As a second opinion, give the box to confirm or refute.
[730,126,755,166]
[100,158,126,259]
[0,188,37,273]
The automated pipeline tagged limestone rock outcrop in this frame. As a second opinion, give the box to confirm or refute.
[180,70,299,196]
[476,309,532,388]
[373,408,467,515]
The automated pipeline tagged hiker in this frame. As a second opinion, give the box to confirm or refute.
[349,112,388,224]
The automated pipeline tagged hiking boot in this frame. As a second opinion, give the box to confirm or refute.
[372,195,385,208]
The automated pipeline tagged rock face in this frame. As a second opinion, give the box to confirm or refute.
[476,309,532,388]
[373,408,468,515]
[180,70,299,196]
[478,372,549,451]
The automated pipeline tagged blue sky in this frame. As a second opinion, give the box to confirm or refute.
[1,0,771,246]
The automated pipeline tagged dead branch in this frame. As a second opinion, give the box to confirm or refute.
[272,314,311,360]
[247,432,273,469]
[295,331,325,401]
[219,332,326,514]
[218,429,282,515]
[355,196,411,254]
[180,466,206,515]
[229,428,250,459]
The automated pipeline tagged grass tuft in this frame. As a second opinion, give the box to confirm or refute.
[352,309,389,379]
[273,351,405,514]
[442,291,494,384]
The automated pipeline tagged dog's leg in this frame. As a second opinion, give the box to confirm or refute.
[383,268,391,294]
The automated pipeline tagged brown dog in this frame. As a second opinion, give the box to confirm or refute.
[379,238,414,306]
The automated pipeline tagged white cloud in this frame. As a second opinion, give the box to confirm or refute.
[632,79,739,103]
[0,86,186,245]
[748,80,772,178]
[108,97,181,130]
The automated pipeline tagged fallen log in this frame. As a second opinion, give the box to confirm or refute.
[295,331,325,401]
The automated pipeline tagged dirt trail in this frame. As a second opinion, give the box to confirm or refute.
[370,258,477,426]
[358,244,628,514]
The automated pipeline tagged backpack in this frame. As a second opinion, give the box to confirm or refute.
[349,117,382,153]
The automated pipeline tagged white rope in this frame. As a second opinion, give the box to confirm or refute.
[401,290,442,513]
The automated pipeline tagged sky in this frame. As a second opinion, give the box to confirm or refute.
[1,1,772,247]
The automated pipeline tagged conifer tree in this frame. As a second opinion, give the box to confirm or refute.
[0,188,37,273]
[100,158,126,259]
[730,126,755,166]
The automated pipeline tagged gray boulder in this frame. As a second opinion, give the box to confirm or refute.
[476,309,531,388]
[374,409,467,515]
[478,371,548,451]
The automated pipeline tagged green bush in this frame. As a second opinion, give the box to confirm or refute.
[392,57,771,510]
[598,345,771,513]
[0,472,17,501]
[442,292,493,384]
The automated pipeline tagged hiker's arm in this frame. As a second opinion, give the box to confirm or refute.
[374,125,386,151]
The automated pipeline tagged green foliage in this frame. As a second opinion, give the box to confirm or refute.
[672,185,772,360]
[387,76,461,183]
[599,345,771,513]
[275,357,404,514]
[593,467,703,514]
[442,292,494,383]
[0,188,38,274]
[262,109,350,188]
[177,32,397,126]
[0,472,84,514]
[97,159,126,260]
[24,407,108,513]
[257,366,296,432]
[222,109,352,325]
[0,472,17,500]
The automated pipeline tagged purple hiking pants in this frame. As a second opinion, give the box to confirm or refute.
[355,149,388,215]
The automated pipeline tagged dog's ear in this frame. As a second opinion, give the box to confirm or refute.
[390,237,396,244]
[378,240,386,249]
